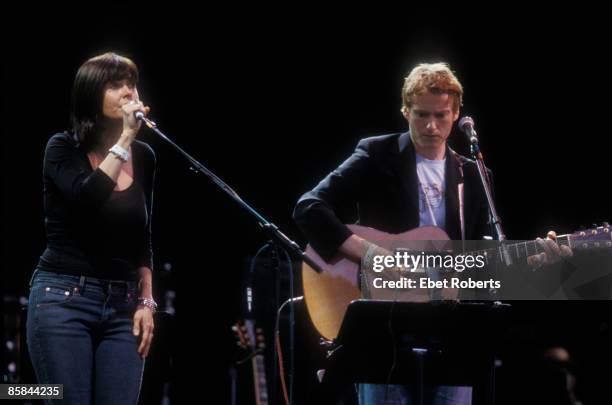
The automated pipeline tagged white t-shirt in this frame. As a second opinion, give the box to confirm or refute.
[416,154,446,229]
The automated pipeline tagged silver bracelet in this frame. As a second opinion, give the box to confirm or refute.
[138,297,158,313]
[109,144,129,162]
[362,242,381,269]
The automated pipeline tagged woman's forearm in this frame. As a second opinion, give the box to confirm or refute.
[137,266,153,299]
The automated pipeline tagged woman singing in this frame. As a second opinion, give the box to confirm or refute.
[26,52,157,404]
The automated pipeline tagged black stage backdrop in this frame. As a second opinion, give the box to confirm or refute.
[3,6,610,404]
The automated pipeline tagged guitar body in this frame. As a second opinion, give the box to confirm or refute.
[302,224,450,340]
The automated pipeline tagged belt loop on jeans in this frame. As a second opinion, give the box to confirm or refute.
[28,269,40,288]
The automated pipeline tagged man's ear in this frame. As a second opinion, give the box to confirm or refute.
[401,106,410,120]
[452,109,460,122]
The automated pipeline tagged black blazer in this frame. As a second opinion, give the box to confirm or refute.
[293,132,494,261]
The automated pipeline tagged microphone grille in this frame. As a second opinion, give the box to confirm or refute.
[458,116,474,130]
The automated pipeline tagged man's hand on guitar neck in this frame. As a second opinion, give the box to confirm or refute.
[527,230,573,269]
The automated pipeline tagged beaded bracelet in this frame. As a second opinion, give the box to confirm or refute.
[137,297,158,313]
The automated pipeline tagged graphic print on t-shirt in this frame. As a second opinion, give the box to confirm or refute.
[415,154,446,229]
[419,182,444,208]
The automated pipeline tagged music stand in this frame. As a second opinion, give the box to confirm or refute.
[320,300,511,405]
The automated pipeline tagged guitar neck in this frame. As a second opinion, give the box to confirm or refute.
[470,231,611,267]
[251,354,268,405]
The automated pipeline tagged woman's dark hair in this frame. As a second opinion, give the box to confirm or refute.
[70,52,139,149]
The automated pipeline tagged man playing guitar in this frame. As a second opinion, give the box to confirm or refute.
[293,62,571,405]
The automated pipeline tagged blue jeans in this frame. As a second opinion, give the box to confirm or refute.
[26,269,145,405]
[358,384,472,405]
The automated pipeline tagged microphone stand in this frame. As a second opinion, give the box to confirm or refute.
[138,116,324,273]
[466,126,513,266]
[141,116,314,405]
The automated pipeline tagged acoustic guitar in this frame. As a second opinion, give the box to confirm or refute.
[302,223,612,340]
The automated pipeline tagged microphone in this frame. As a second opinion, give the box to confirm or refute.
[134,110,157,128]
[458,116,478,144]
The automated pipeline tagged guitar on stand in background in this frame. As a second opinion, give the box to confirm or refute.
[233,319,269,405]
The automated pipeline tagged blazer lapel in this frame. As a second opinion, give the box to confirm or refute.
[393,132,420,229]
[445,147,463,240]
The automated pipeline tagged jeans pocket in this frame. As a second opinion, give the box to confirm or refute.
[33,284,78,309]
